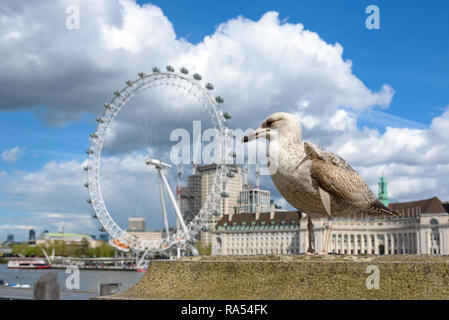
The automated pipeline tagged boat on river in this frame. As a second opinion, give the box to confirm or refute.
[7,258,51,269]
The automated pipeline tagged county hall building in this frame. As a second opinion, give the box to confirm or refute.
[211,177,449,256]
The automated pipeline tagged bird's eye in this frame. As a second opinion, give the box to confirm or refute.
[266,120,273,127]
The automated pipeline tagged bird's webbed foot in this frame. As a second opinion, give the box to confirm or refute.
[305,248,316,255]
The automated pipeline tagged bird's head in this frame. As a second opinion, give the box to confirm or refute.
[242,112,302,143]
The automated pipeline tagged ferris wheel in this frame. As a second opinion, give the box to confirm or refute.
[84,66,232,258]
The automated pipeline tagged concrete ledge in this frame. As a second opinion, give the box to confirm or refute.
[105,255,449,300]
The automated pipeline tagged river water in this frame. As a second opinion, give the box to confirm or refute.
[0,264,144,299]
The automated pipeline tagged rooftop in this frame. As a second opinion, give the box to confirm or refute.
[389,196,448,215]
[216,211,301,231]
[442,201,449,214]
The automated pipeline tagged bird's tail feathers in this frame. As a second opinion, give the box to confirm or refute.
[368,201,400,217]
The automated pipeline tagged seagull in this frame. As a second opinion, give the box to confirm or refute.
[243,112,399,255]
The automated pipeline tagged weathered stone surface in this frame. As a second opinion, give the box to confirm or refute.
[33,272,60,300]
[105,255,449,300]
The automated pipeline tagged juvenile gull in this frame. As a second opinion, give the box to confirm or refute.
[243,112,399,254]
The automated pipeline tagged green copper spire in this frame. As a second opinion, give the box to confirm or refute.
[378,175,389,207]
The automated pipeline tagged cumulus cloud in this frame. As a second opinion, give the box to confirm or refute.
[0,0,392,126]
[328,107,449,203]
[0,224,37,230]
[1,146,25,163]
[330,108,449,167]
[0,0,448,238]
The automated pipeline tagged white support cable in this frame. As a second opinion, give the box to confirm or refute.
[159,169,190,240]
[138,249,150,268]
[157,169,171,239]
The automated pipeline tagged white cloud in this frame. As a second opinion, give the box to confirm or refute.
[321,107,449,202]
[0,224,37,230]
[332,108,449,167]
[1,146,25,163]
[0,0,392,127]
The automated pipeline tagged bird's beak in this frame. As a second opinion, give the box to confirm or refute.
[242,128,269,143]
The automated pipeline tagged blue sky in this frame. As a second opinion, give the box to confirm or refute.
[0,0,448,241]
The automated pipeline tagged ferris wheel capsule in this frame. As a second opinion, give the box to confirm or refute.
[215,96,224,104]
[229,166,239,173]
[138,72,145,78]
[166,65,175,72]
[92,213,98,219]
[205,83,214,90]
[193,73,202,80]
[114,91,121,97]
[104,103,111,109]
[84,183,89,188]
[180,67,189,74]
[220,191,230,198]
[228,151,236,158]
[223,112,232,120]
[226,171,236,178]
[152,67,160,73]
[125,80,132,85]
[86,199,92,204]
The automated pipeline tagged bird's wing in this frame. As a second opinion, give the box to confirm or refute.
[304,142,354,171]
[305,142,399,216]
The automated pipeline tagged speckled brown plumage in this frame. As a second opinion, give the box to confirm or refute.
[246,112,399,219]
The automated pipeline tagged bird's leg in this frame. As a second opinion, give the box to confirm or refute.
[306,215,315,255]
[317,187,332,255]
[320,217,333,255]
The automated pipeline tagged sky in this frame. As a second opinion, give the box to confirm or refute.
[0,0,448,241]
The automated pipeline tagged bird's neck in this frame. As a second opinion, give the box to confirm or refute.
[267,133,304,170]
[271,131,302,149]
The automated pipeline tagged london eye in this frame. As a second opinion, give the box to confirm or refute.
[84,66,232,261]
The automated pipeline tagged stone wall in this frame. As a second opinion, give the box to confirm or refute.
[109,255,449,300]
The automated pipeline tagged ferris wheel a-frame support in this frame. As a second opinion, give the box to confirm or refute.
[146,158,190,240]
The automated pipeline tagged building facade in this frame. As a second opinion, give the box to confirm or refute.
[211,197,449,256]
[180,173,202,223]
[196,164,242,245]
[28,229,36,245]
[127,217,146,232]
[237,187,271,214]
[212,205,301,255]
[197,164,242,217]
[37,232,101,248]
[127,230,166,241]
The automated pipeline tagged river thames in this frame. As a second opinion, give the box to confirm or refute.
[0,264,144,299]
